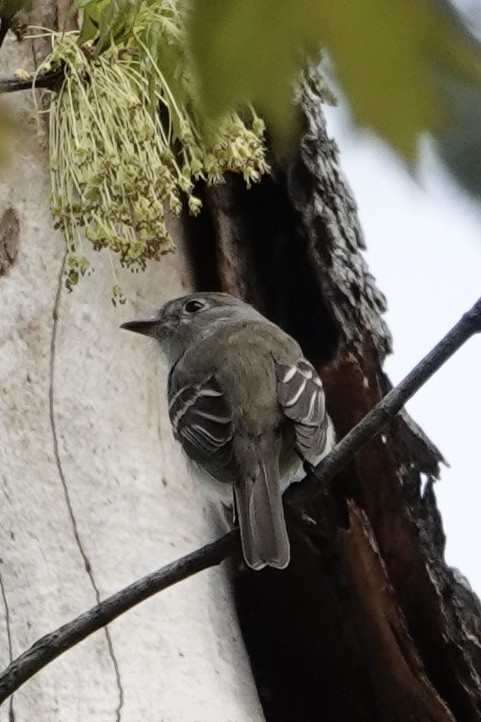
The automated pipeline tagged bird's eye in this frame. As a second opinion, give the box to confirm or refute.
[184,299,206,314]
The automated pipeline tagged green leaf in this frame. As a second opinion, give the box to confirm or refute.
[140,11,191,114]
[78,0,141,48]
[95,0,136,50]
[77,0,110,44]
[0,0,32,22]
[69,0,99,14]
[189,0,481,159]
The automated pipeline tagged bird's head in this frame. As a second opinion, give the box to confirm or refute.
[121,292,264,363]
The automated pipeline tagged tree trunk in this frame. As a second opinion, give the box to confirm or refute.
[0,8,263,721]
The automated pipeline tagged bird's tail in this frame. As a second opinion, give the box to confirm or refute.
[234,458,290,570]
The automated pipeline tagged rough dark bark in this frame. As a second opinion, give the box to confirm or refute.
[185,81,481,721]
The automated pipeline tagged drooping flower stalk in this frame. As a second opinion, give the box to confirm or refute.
[30,1,269,300]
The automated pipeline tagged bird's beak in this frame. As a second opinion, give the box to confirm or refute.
[120,318,160,337]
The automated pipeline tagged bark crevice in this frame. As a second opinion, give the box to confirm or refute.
[48,256,124,722]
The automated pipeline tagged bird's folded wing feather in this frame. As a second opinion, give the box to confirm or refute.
[168,369,237,481]
[275,357,330,461]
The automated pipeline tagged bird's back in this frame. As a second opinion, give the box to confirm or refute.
[176,319,301,438]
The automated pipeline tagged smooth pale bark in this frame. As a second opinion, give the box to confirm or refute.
[0,31,263,722]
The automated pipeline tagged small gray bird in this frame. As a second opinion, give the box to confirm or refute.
[122,292,334,571]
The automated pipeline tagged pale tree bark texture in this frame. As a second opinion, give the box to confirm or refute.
[1,5,481,722]
[0,5,264,722]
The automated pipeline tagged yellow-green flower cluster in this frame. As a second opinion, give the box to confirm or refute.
[35,1,269,297]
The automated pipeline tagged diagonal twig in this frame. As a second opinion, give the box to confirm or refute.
[0,530,239,704]
[0,297,480,705]
[311,296,481,486]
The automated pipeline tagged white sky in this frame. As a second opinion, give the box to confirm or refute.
[324,103,481,596]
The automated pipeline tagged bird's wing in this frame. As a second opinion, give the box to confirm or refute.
[168,368,238,482]
[275,357,332,463]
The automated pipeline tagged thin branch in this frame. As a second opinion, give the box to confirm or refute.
[0,297,480,705]
[0,68,63,94]
[0,530,239,704]
[312,295,481,485]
